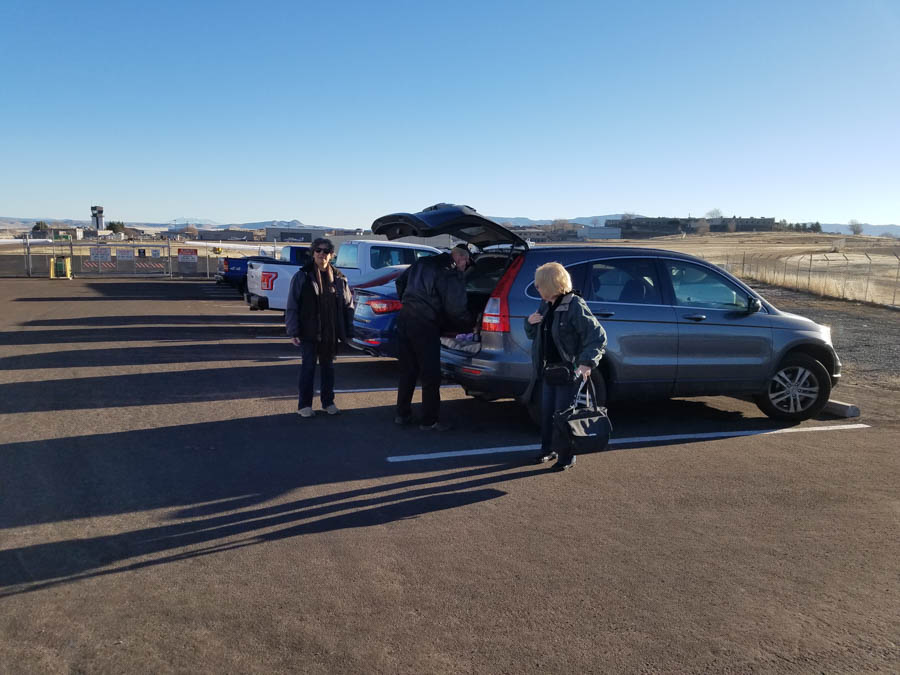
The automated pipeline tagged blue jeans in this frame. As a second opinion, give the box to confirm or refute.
[298,341,335,409]
[540,379,577,455]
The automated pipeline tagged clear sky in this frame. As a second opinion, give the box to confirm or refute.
[1,0,897,227]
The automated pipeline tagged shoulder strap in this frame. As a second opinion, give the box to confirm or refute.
[572,376,597,408]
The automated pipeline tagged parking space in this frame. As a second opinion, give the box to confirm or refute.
[1,278,897,672]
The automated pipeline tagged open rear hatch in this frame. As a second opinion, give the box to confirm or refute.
[371,203,529,250]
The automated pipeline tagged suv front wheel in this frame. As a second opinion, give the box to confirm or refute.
[755,353,831,422]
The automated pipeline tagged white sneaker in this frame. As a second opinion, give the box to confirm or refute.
[297,407,315,418]
[324,404,340,415]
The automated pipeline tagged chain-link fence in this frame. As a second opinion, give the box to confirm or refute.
[707,250,900,307]
[0,240,246,278]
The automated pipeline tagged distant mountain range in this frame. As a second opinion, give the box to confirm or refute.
[1,215,896,238]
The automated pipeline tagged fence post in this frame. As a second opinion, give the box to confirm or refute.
[807,254,813,291]
[795,255,802,288]
[741,252,746,277]
[821,255,829,297]
[863,253,872,302]
[841,254,849,299]
[892,254,899,307]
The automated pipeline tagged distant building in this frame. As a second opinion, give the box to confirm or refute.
[265,227,318,242]
[604,216,775,239]
[515,228,550,243]
[197,228,253,241]
[577,226,621,240]
[50,226,84,240]
[707,217,776,232]
[123,227,147,239]
[91,205,104,231]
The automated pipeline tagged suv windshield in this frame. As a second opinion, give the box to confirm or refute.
[335,243,359,269]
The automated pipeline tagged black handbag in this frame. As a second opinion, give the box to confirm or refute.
[543,362,576,385]
[553,378,613,454]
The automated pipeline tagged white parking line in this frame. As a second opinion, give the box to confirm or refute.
[333,385,461,393]
[385,423,871,462]
[276,356,398,363]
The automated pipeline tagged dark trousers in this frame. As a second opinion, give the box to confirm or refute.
[540,378,577,456]
[396,316,442,425]
[298,340,335,409]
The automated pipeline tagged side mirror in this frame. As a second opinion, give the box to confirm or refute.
[747,297,762,314]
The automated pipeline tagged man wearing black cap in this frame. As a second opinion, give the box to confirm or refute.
[394,244,472,431]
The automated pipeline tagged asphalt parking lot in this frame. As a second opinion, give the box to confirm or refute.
[1,278,897,673]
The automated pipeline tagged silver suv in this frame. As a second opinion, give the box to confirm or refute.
[373,204,841,422]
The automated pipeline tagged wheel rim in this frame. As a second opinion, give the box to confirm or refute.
[768,365,820,414]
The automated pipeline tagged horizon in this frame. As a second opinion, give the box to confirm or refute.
[2,1,897,226]
[3,213,897,231]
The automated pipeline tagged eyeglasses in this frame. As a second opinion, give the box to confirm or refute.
[313,248,332,254]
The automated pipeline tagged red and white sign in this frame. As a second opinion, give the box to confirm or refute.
[178,248,198,263]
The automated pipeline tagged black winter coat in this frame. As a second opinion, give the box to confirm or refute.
[395,253,470,329]
[285,262,354,343]
[524,292,606,374]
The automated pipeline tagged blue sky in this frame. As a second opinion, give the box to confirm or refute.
[1,0,897,227]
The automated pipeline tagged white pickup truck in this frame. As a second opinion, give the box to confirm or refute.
[246,239,441,311]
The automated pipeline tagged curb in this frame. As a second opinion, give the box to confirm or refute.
[824,400,860,418]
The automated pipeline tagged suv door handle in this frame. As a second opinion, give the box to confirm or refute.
[596,311,615,318]
[684,313,707,321]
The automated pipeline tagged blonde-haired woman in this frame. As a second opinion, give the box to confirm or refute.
[524,262,606,470]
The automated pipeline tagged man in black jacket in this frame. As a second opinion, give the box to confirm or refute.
[394,244,472,430]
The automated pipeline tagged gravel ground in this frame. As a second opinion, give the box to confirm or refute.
[749,281,900,392]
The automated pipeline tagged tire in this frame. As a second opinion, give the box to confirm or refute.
[755,353,831,422]
[525,369,607,427]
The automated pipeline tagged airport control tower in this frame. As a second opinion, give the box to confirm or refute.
[91,205,104,231]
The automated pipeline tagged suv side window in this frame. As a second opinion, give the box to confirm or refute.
[664,260,749,310]
[586,258,662,305]
[415,249,437,259]
[369,246,422,269]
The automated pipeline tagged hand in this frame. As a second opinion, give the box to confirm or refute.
[291,337,301,347]
[527,312,543,325]
[575,365,591,380]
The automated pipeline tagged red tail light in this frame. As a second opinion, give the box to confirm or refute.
[223,259,230,272]
[481,255,525,333]
[368,299,403,314]
[261,271,278,291]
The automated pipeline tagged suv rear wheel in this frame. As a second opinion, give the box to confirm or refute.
[526,370,608,426]
[755,353,831,422]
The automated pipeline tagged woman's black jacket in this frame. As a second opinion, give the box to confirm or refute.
[284,262,354,343]
[524,292,606,374]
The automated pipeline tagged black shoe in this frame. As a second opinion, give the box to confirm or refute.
[419,421,452,432]
[554,455,577,471]
[394,415,413,426]
[535,451,558,464]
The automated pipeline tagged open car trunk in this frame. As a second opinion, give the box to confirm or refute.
[440,248,527,355]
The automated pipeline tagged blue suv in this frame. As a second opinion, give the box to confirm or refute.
[372,204,841,423]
